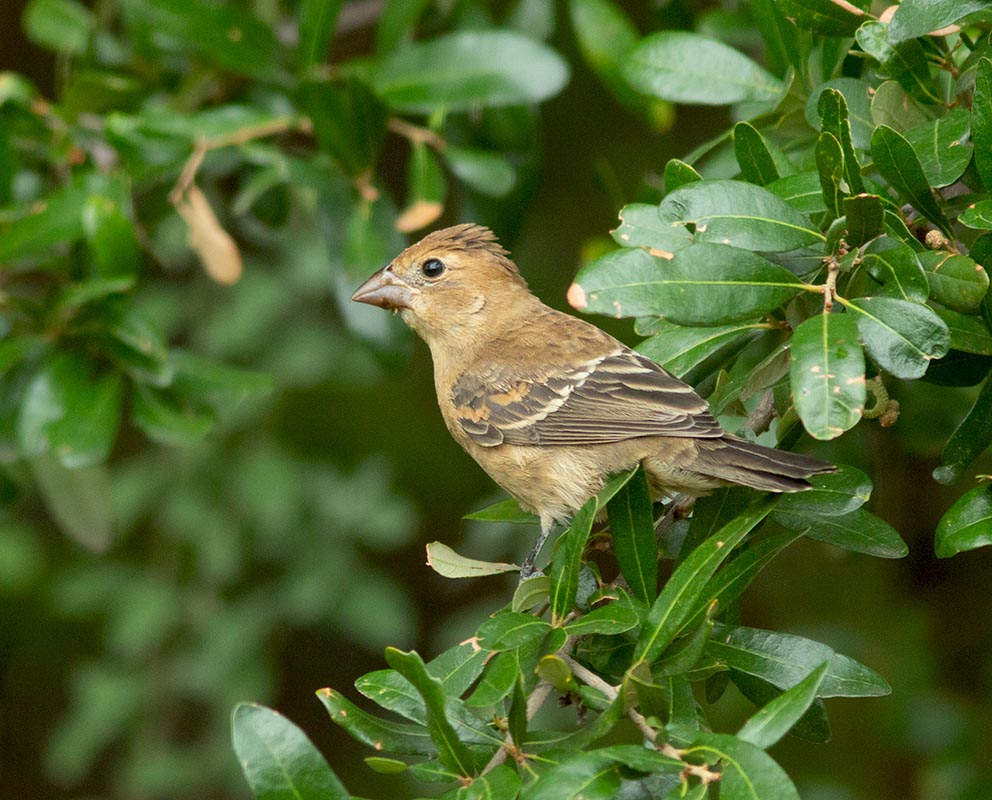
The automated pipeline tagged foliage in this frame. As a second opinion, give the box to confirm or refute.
[5,0,992,797]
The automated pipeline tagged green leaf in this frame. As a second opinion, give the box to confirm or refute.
[82,194,141,278]
[707,625,891,697]
[844,194,883,246]
[870,125,951,236]
[635,318,765,379]
[430,642,489,697]
[573,244,804,325]
[917,252,989,314]
[634,501,776,665]
[426,541,519,578]
[863,238,929,303]
[106,310,173,386]
[606,467,657,604]
[477,610,552,652]
[522,751,621,799]
[973,58,992,192]
[790,312,866,441]
[935,484,992,557]
[935,377,992,485]
[551,496,598,622]
[0,177,87,265]
[457,765,522,799]
[687,732,799,799]
[355,669,427,723]
[610,203,693,254]
[767,173,827,215]
[777,0,867,36]
[375,0,430,53]
[870,80,928,133]
[371,30,569,112]
[904,109,973,188]
[318,687,435,754]
[384,649,475,776]
[364,756,407,774]
[22,0,94,55]
[569,0,647,113]
[132,384,214,447]
[564,600,640,636]
[397,143,445,232]
[513,575,551,612]
[660,179,824,252]
[855,21,939,104]
[298,0,343,69]
[889,0,992,43]
[663,159,702,192]
[169,350,274,409]
[776,465,872,517]
[774,506,908,558]
[17,352,122,468]
[464,499,539,524]
[961,200,992,231]
[299,78,387,177]
[844,296,950,379]
[816,132,845,219]
[622,31,783,106]
[734,122,780,186]
[443,145,516,198]
[818,88,864,194]
[232,703,349,800]
[807,79,873,150]
[28,453,113,551]
[936,308,992,356]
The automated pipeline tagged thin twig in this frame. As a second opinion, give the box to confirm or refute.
[388,117,446,149]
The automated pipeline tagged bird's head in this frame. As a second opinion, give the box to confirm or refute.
[351,223,529,344]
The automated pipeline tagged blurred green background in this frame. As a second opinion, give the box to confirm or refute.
[1,1,991,798]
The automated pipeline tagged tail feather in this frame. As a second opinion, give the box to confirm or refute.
[695,437,835,493]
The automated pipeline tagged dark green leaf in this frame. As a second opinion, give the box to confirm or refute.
[464,499,539,524]
[564,600,640,636]
[807,79,873,150]
[635,318,765,379]
[384,648,474,776]
[425,541,519,578]
[634,501,775,665]
[774,506,908,558]
[573,244,804,325]
[458,764,522,799]
[961,200,992,230]
[904,108,973,188]
[855,21,939,104]
[299,78,387,176]
[28,453,113,550]
[298,0,343,69]
[318,687,435,754]
[610,203,692,254]
[430,642,488,697]
[870,80,928,133]
[477,611,552,652]
[663,159,702,192]
[863,237,929,303]
[844,296,950,379]
[18,352,121,467]
[816,132,845,219]
[935,483,992,557]
[82,195,141,278]
[467,646,535,707]
[818,88,864,194]
[973,58,992,192]
[521,751,621,799]
[767,173,828,215]
[790,312,866,440]
[934,376,992,485]
[660,179,824,252]
[0,177,87,265]
[622,32,782,106]
[734,122,780,186]
[569,0,646,112]
[777,0,867,36]
[707,625,890,697]
[844,194,883,246]
[936,307,992,356]
[551,496,598,622]
[22,0,94,55]
[132,384,214,446]
[364,756,407,774]
[232,702,349,800]
[917,252,989,313]
[371,30,569,112]
[750,0,804,75]
[889,0,992,43]
[443,145,516,198]
[106,310,172,386]
[870,125,951,236]
[375,0,431,54]
[607,467,657,604]
[356,669,426,723]
[776,465,872,516]
[169,350,274,409]
[687,732,799,799]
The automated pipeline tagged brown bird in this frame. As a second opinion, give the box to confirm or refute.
[352,224,834,574]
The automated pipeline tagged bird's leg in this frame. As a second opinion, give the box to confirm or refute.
[520,521,559,579]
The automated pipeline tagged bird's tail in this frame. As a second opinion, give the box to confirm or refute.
[695,436,835,493]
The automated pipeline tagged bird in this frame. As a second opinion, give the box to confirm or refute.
[352,223,834,575]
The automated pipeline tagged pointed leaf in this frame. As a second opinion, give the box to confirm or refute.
[777,0,867,36]
[819,88,864,194]
[464,499,539,524]
[936,483,992,557]
[774,507,908,558]
[298,0,344,69]
[318,687,435,754]
[663,159,702,192]
[790,312,866,440]
[904,108,973,188]
[816,132,845,219]
[734,122,780,186]
[687,732,800,799]
[551,495,598,622]
[973,58,992,192]
[776,465,872,516]
[426,541,519,578]
[871,125,951,236]
[607,466,657,604]
[934,376,992,485]
[960,199,992,231]
[635,318,765,379]
[844,194,883,246]
[863,238,929,303]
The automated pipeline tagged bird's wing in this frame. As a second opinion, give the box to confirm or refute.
[451,347,724,447]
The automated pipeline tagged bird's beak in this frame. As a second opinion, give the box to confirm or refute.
[351,266,415,310]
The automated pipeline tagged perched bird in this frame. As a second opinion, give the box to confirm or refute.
[352,224,834,574]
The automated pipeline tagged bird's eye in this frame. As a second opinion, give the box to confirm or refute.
[421,258,446,278]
